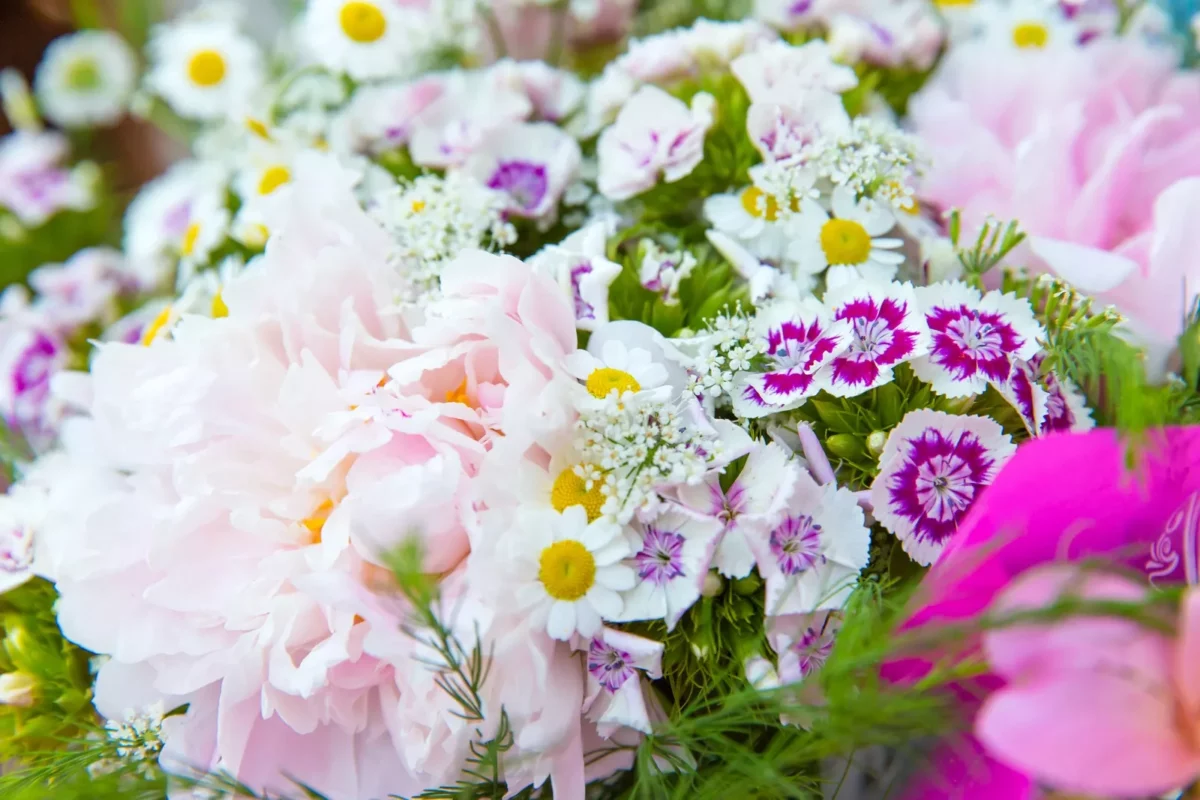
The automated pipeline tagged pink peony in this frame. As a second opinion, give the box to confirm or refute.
[974,565,1200,798]
[909,37,1200,355]
[34,157,593,799]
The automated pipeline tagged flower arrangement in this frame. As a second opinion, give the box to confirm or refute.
[0,1,1198,799]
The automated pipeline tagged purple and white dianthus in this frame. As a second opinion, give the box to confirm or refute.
[587,637,637,693]
[819,282,929,397]
[769,514,824,576]
[634,525,687,585]
[912,283,1044,398]
[870,409,1016,566]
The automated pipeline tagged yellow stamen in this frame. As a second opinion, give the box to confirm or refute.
[551,468,606,522]
[301,499,335,543]
[445,379,471,406]
[411,200,426,213]
[339,1,387,43]
[246,117,270,139]
[186,49,226,87]
[211,291,228,319]
[538,540,596,601]
[819,218,873,265]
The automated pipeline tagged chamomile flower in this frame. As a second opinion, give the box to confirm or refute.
[34,31,137,128]
[304,0,430,81]
[974,0,1078,50]
[513,506,636,640]
[786,186,905,285]
[703,184,795,261]
[145,19,263,121]
[564,339,670,403]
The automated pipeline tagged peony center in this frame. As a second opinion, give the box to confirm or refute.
[340,1,387,43]
[445,379,471,406]
[586,367,640,399]
[819,218,872,265]
[551,467,606,522]
[301,499,335,543]
[257,165,291,196]
[740,186,780,221]
[1011,21,1049,48]
[538,540,596,601]
[186,49,227,87]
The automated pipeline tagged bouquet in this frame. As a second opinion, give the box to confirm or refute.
[0,1,1198,798]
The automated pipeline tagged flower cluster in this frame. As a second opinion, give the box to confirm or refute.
[0,1,1194,799]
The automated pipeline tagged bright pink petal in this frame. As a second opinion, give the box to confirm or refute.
[976,670,1200,797]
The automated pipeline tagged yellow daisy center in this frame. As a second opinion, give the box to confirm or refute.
[301,498,335,543]
[257,165,291,196]
[934,0,974,5]
[340,1,388,43]
[411,199,426,213]
[141,306,172,346]
[538,540,596,601]
[1012,21,1049,48]
[181,221,201,256]
[740,186,781,221]
[819,218,873,265]
[211,291,229,319]
[585,367,640,399]
[551,467,606,523]
[186,49,227,87]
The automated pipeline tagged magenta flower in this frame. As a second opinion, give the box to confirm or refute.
[912,283,1044,398]
[734,299,851,418]
[1000,356,1094,437]
[818,281,929,397]
[871,409,1015,566]
[890,427,1200,800]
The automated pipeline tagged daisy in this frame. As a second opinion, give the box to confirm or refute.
[564,338,670,403]
[580,628,664,736]
[870,409,1016,566]
[461,121,582,221]
[704,184,794,261]
[911,282,1045,397]
[34,30,137,128]
[745,468,870,617]
[612,508,723,629]
[973,0,1079,50]
[528,222,623,331]
[732,297,852,418]
[304,0,432,81]
[513,506,636,640]
[122,160,227,275]
[787,186,905,285]
[818,280,930,397]
[144,18,263,121]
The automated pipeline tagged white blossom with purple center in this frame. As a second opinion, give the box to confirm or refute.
[745,611,841,727]
[579,628,664,737]
[462,121,581,221]
[870,409,1016,566]
[529,222,622,331]
[911,282,1045,398]
[817,281,929,397]
[677,432,797,579]
[0,327,66,445]
[0,131,94,227]
[746,467,869,616]
[613,508,722,630]
[733,299,851,418]
[596,86,715,201]
[1000,358,1049,437]
[0,494,39,593]
[1034,355,1094,434]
